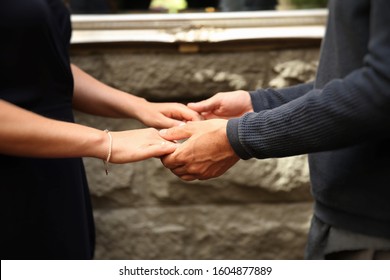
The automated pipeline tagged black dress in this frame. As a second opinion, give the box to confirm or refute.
[0,0,95,259]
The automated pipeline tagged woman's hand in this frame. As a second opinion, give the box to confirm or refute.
[0,100,178,163]
[134,100,202,129]
[108,128,178,163]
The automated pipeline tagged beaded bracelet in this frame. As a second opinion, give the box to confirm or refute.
[103,129,112,175]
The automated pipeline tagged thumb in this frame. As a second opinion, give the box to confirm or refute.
[188,97,219,113]
[155,114,186,129]
[159,124,192,141]
[147,141,178,159]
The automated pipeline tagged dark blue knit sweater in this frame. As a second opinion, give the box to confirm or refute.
[227,0,390,238]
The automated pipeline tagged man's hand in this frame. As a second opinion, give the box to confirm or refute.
[187,90,253,120]
[159,120,240,181]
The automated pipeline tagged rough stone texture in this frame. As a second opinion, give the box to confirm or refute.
[269,59,318,88]
[82,147,311,209]
[71,45,320,259]
[94,203,313,260]
[71,48,319,101]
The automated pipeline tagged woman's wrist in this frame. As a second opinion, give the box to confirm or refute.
[127,95,150,121]
[83,128,111,161]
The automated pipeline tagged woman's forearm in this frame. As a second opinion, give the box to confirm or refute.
[71,64,201,129]
[71,64,145,118]
[0,100,107,159]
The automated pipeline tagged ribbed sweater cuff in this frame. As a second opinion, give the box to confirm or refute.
[226,118,252,160]
[249,90,267,112]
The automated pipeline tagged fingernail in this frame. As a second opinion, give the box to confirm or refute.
[159,129,167,135]
[179,122,186,127]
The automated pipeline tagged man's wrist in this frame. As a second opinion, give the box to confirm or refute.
[226,118,252,160]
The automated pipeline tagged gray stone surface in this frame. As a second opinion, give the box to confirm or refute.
[94,203,313,260]
[72,45,319,259]
[71,48,319,101]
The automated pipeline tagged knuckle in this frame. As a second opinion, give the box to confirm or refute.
[161,158,174,168]
[167,127,177,136]
[186,164,199,174]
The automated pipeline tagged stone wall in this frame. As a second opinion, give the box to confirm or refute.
[71,42,320,259]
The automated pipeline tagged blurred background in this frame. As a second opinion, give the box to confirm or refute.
[68,0,328,14]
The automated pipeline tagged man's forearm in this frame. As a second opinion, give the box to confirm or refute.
[250,82,314,112]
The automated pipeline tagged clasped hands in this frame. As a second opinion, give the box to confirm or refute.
[159,90,253,181]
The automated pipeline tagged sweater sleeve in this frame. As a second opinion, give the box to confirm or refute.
[227,0,390,160]
[249,82,314,112]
